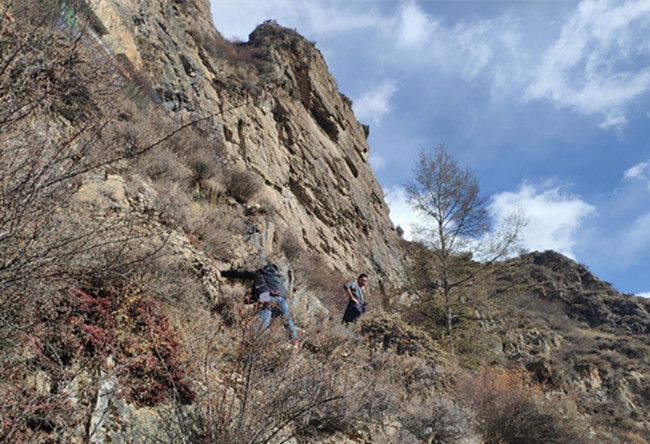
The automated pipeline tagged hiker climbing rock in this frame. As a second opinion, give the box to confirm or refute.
[342,273,368,323]
[221,263,299,348]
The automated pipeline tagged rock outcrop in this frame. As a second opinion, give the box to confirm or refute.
[86,0,406,290]
[7,2,650,443]
[489,250,650,437]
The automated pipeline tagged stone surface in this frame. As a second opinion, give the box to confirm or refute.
[87,1,406,292]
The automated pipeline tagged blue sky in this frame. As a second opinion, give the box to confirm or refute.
[210,0,650,297]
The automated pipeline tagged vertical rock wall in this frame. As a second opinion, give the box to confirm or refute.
[87,0,406,290]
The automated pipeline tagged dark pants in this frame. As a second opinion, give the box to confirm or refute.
[342,301,365,323]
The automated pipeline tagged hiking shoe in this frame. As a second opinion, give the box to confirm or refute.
[292,339,300,349]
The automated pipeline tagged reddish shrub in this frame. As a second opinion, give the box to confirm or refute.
[27,284,195,409]
[116,295,196,407]
[0,385,74,442]
[28,287,115,369]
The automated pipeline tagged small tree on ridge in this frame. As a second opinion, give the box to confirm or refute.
[406,143,525,353]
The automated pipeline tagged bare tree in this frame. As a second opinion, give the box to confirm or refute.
[0,3,195,439]
[406,143,525,352]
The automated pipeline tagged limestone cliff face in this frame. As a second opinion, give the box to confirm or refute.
[87,0,405,288]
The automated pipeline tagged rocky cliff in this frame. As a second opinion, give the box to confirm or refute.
[3,2,650,443]
[86,0,405,289]
[488,251,650,440]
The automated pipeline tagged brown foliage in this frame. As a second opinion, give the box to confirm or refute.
[289,251,346,312]
[359,311,440,359]
[223,168,264,203]
[455,367,590,444]
[0,1,165,295]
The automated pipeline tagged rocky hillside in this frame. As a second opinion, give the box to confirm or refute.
[2,1,650,443]
[84,0,405,289]
[488,251,650,441]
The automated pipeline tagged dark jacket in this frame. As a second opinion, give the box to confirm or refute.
[221,264,287,298]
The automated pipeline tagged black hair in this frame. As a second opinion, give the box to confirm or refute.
[357,273,368,280]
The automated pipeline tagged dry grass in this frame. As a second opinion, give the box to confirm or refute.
[289,251,346,312]
[138,147,192,184]
[222,168,264,203]
[455,366,590,444]
[189,204,246,261]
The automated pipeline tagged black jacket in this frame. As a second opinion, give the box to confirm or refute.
[221,264,287,298]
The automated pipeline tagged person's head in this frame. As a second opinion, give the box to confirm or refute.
[357,273,368,287]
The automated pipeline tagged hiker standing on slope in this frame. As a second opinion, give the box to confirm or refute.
[221,263,299,348]
[342,273,369,323]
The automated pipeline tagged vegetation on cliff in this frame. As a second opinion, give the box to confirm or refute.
[1,2,649,443]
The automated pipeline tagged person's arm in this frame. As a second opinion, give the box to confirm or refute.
[221,269,255,280]
[344,283,359,305]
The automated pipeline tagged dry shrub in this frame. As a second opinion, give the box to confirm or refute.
[32,284,195,406]
[290,251,346,311]
[189,204,245,261]
[455,367,589,444]
[139,147,192,184]
[132,117,225,193]
[0,279,196,442]
[293,348,402,439]
[112,288,196,407]
[210,286,248,327]
[164,312,445,443]
[298,323,448,439]
[185,22,271,94]
[151,181,195,230]
[187,23,260,68]
[129,256,207,308]
[1,0,169,297]
[400,395,478,444]
[451,314,501,368]
[171,127,225,186]
[278,228,303,262]
[222,168,264,203]
[359,311,440,360]
[0,383,79,444]
[302,321,359,360]
[167,123,225,157]
[186,146,222,184]
[179,324,343,444]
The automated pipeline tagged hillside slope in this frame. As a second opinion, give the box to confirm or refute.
[487,251,650,440]
[85,0,406,289]
[2,2,650,443]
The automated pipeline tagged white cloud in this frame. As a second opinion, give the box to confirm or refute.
[454,21,497,80]
[617,212,650,264]
[388,8,530,102]
[384,185,420,240]
[210,0,390,41]
[396,2,433,49]
[624,161,650,185]
[490,183,596,259]
[369,153,387,171]
[300,1,392,35]
[210,0,291,40]
[526,0,650,128]
[353,81,397,125]
[386,181,598,259]
[211,0,650,130]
